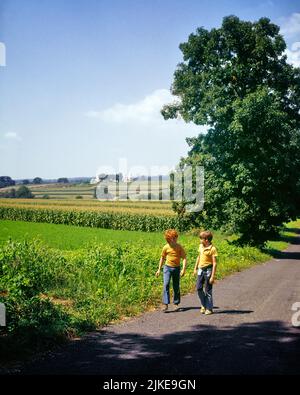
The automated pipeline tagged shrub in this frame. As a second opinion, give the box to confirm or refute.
[16,186,34,199]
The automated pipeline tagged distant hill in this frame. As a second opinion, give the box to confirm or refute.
[14,177,93,185]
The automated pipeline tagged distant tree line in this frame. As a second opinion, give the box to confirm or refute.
[0,176,15,188]
[57,178,69,183]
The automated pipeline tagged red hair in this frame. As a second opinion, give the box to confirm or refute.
[164,229,178,243]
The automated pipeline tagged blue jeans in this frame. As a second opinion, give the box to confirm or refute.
[163,265,180,305]
[196,266,213,310]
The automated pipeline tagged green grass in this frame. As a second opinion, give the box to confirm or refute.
[0,220,166,250]
[1,219,298,252]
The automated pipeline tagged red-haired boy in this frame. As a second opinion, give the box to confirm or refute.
[155,229,187,312]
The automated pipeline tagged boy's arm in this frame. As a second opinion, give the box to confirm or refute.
[209,256,217,284]
[155,256,165,277]
[193,255,200,276]
[180,257,187,277]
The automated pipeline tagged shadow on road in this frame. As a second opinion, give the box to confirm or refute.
[19,320,300,375]
[276,231,300,246]
[282,227,300,235]
[263,226,300,260]
[263,228,300,260]
[264,250,300,260]
[211,309,254,315]
[168,307,253,315]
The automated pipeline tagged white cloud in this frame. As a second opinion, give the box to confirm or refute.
[279,13,300,39]
[285,42,300,68]
[3,132,22,141]
[85,89,179,124]
[0,42,6,67]
[84,89,208,172]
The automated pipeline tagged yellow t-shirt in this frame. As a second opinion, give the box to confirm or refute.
[198,244,218,268]
[161,243,186,268]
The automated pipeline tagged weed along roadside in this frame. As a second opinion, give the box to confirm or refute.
[0,219,298,364]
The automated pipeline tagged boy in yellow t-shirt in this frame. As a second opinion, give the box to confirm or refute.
[193,230,218,315]
[155,229,187,312]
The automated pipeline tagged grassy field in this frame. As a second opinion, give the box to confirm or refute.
[0,218,293,252]
[0,220,168,250]
[1,180,172,200]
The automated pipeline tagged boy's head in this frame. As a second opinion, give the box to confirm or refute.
[164,229,178,244]
[199,230,213,246]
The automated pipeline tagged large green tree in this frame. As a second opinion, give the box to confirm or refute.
[162,16,300,244]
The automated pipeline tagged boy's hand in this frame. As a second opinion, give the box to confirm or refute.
[209,277,214,285]
[193,269,197,277]
[180,269,186,277]
[155,269,161,278]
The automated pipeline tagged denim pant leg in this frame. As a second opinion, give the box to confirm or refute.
[204,270,213,311]
[196,271,206,308]
[196,268,213,310]
[163,266,172,304]
[172,267,180,305]
[163,266,180,305]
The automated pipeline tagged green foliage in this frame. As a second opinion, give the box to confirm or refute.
[0,240,75,358]
[15,185,34,199]
[0,176,15,188]
[2,296,71,343]
[0,240,64,298]
[33,177,43,185]
[0,186,34,199]
[162,15,300,245]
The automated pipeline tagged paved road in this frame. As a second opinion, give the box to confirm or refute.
[12,234,300,375]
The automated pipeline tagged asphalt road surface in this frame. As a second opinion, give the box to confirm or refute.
[9,233,300,375]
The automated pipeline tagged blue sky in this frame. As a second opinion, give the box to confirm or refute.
[0,0,299,179]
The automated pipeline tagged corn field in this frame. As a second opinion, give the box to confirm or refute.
[0,206,189,232]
